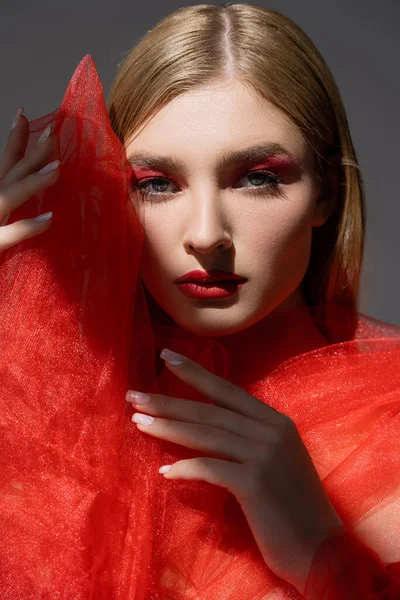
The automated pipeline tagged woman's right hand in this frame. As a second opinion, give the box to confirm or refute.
[0,107,60,254]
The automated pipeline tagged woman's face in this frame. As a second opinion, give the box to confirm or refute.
[125,79,331,337]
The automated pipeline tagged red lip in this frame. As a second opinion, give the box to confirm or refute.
[174,269,247,283]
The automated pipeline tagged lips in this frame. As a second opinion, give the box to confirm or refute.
[174,269,247,284]
[175,281,245,299]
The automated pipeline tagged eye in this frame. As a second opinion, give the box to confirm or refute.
[131,169,286,203]
[131,176,179,204]
[233,169,286,199]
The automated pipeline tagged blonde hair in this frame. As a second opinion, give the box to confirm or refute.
[106,3,365,312]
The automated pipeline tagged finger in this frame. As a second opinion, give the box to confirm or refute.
[126,391,268,441]
[1,126,58,189]
[0,161,60,219]
[0,109,29,179]
[132,414,251,462]
[160,456,241,493]
[0,213,53,251]
[160,349,282,423]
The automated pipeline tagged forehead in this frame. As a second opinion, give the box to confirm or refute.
[125,79,311,169]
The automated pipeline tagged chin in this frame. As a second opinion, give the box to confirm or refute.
[174,321,245,338]
[168,307,263,338]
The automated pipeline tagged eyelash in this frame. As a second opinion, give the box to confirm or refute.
[131,169,286,204]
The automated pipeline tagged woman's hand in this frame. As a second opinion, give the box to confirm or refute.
[0,107,60,254]
[126,348,345,594]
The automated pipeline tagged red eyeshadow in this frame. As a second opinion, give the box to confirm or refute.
[232,156,299,177]
[251,156,298,170]
[132,167,168,178]
[130,154,302,184]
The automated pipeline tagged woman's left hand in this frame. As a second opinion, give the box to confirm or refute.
[126,348,345,593]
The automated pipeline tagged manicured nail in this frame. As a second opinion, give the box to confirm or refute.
[37,125,52,145]
[11,107,24,131]
[35,212,53,222]
[126,391,151,404]
[159,465,171,474]
[132,413,154,426]
[160,348,185,366]
[38,160,60,175]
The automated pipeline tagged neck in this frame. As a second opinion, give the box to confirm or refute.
[207,290,329,385]
[144,284,329,384]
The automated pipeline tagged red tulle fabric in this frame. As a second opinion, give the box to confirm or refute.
[0,55,399,599]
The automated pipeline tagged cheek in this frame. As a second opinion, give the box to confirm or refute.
[260,211,312,258]
[240,195,315,268]
[242,197,315,304]
[138,216,178,278]
[138,188,316,284]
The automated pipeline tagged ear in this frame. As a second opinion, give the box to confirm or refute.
[312,166,338,227]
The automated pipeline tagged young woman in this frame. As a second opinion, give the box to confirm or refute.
[0,4,399,599]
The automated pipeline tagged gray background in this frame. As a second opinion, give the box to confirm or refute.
[1,0,399,325]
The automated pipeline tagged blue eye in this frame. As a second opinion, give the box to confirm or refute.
[132,169,286,203]
[133,177,177,202]
[233,169,285,198]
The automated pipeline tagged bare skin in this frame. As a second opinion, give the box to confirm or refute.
[125,78,336,372]
[125,78,343,593]
[126,351,345,594]
[0,108,60,252]
[0,90,342,594]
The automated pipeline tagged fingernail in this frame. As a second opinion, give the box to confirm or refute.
[11,107,24,131]
[160,348,185,366]
[126,391,151,404]
[37,125,52,145]
[132,413,154,426]
[35,212,53,222]
[38,160,60,175]
[159,465,171,474]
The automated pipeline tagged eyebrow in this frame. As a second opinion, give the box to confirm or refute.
[127,142,301,174]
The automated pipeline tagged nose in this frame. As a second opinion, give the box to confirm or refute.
[182,187,233,255]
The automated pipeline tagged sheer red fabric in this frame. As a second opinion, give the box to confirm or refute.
[0,55,399,599]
